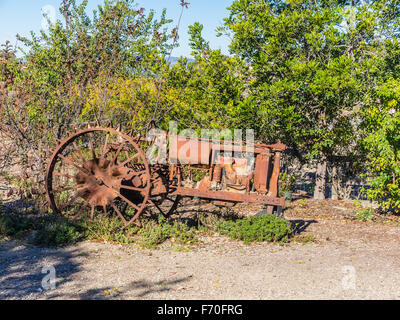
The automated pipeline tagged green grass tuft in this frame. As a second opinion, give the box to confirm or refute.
[138,215,197,248]
[356,208,375,221]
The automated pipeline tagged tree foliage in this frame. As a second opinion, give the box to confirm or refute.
[0,0,176,202]
[217,0,400,201]
[361,78,400,213]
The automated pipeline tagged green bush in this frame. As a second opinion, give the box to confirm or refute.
[0,213,36,238]
[361,79,400,214]
[33,220,82,247]
[217,214,292,245]
[0,212,83,247]
[79,217,139,245]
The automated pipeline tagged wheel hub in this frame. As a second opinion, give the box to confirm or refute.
[75,157,143,207]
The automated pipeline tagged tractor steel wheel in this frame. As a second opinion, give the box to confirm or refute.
[46,127,151,229]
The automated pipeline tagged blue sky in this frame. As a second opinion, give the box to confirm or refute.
[0,0,232,57]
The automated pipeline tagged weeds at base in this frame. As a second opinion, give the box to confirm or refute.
[0,209,300,248]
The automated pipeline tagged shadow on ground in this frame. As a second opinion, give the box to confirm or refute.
[289,219,317,235]
[0,198,37,214]
[0,241,82,299]
[65,276,193,300]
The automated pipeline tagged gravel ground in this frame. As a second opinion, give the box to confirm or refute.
[1,203,400,300]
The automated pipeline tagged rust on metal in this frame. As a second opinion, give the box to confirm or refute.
[253,151,271,193]
[46,126,286,229]
[172,187,284,207]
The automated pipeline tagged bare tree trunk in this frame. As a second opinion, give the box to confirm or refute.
[331,165,339,200]
[314,159,327,200]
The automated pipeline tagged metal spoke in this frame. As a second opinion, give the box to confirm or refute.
[52,184,82,194]
[72,141,86,163]
[113,189,141,212]
[71,199,90,220]
[117,152,140,168]
[90,204,95,220]
[112,143,125,164]
[101,134,109,160]
[119,185,145,192]
[58,154,89,175]
[111,202,128,224]
[60,190,86,211]
[88,133,97,159]
[53,171,76,180]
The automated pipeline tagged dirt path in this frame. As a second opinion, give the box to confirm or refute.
[1,205,400,300]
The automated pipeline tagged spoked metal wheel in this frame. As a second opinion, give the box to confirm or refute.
[46,127,151,229]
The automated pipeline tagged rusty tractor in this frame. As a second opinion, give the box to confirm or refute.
[46,126,286,228]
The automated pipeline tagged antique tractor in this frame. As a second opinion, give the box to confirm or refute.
[46,126,286,228]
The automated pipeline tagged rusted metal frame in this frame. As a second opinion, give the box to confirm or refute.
[211,144,273,155]
[266,151,282,213]
[253,149,271,193]
[268,151,281,197]
[177,166,182,185]
[169,164,175,181]
[167,135,286,152]
[172,187,284,207]
[88,132,97,159]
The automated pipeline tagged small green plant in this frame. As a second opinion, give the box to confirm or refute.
[352,200,362,208]
[33,219,82,247]
[79,217,139,244]
[0,213,36,238]
[217,214,292,244]
[139,216,197,248]
[356,208,375,222]
[197,213,225,233]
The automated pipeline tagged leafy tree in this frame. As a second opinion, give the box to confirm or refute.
[0,0,177,200]
[161,22,251,137]
[220,0,400,199]
[361,77,400,213]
